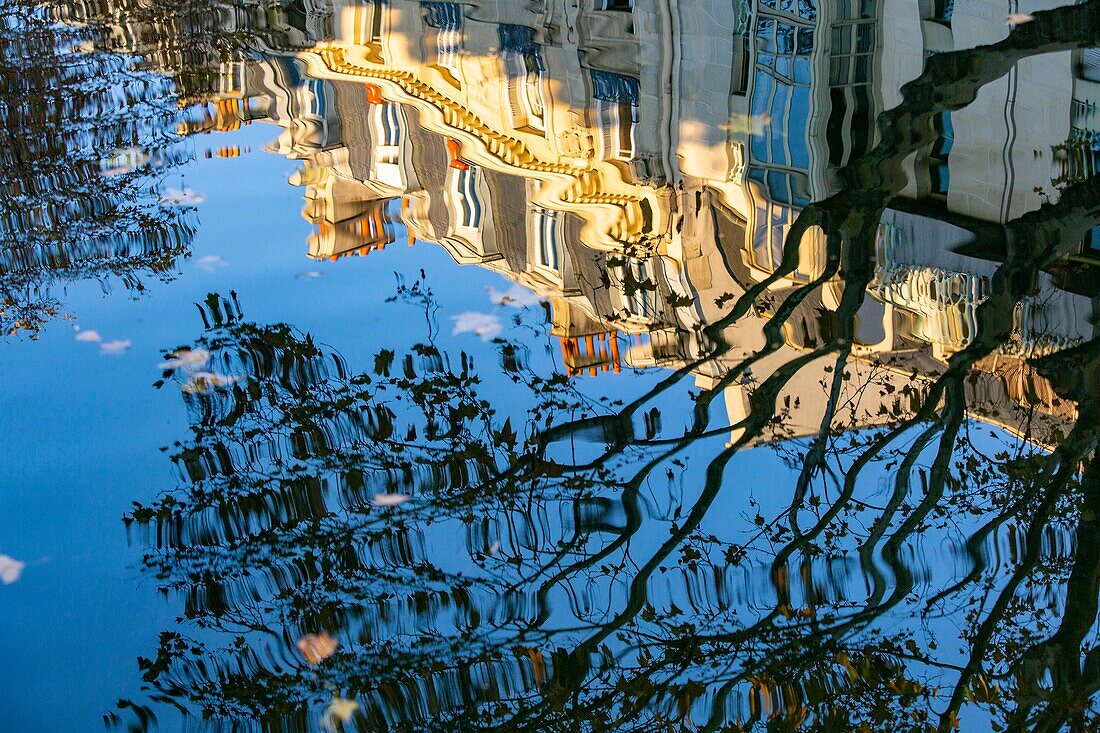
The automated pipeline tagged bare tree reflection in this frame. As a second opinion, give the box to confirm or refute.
[123,310,1095,731]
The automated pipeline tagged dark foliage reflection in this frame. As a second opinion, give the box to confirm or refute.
[0,2,194,336]
[122,291,1096,731]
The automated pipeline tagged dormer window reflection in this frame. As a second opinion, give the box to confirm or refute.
[422,2,463,83]
[929,111,953,197]
[591,70,639,161]
[499,25,546,132]
[353,0,385,58]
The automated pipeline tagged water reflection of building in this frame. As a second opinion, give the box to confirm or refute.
[65,0,1098,442]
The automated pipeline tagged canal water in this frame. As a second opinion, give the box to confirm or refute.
[0,1,1098,731]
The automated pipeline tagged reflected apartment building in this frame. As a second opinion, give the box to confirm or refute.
[61,0,1099,442]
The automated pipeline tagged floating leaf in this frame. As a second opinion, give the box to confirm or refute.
[74,329,102,343]
[296,632,338,664]
[518,647,546,686]
[451,312,503,341]
[665,293,695,307]
[99,146,149,177]
[99,339,131,356]
[159,348,211,371]
[321,698,359,732]
[371,493,410,507]
[195,255,227,272]
[487,284,541,308]
[160,187,206,206]
[181,372,241,394]
[0,555,25,585]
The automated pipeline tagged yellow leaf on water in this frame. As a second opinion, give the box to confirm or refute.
[720,112,771,137]
[182,372,242,394]
[519,647,546,686]
[321,697,359,732]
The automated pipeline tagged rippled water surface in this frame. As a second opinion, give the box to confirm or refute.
[1,1,1099,731]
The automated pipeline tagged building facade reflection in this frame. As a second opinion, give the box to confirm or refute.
[56,0,1098,440]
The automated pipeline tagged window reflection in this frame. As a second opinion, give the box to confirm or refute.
[591,70,639,161]
[532,206,560,272]
[500,25,546,133]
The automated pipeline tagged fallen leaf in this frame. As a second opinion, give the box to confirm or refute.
[159,348,211,370]
[75,329,102,343]
[99,339,131,356]
[451,312,503,341]
[372,493,410,507]
[297,632,338,664]
[195,255,227,272]
[0,555,25,584]
[488,285,541,308]
[160,187,207,206]
[181,371,241,394]
[321,698,360,732]
[99,147,149,177]
[520,647,546,686]
[721,113,771,137]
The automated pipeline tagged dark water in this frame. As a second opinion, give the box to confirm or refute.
[0,1,1098,731]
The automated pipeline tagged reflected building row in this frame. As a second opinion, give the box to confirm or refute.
[59,0,1100,443]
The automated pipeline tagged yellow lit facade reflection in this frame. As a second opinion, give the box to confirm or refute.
[64,0,1099,444]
